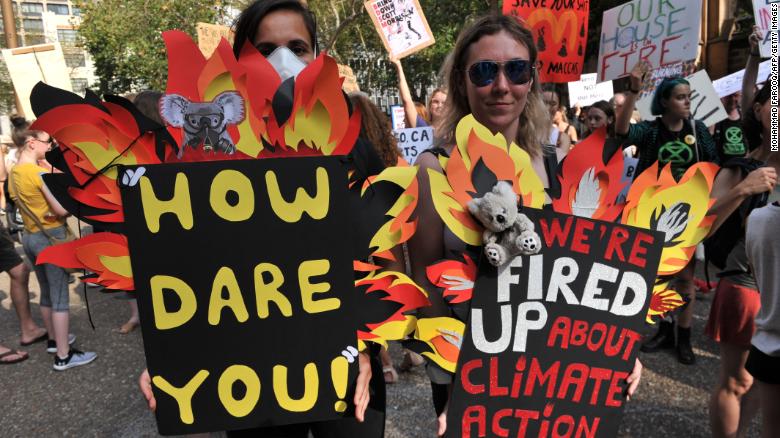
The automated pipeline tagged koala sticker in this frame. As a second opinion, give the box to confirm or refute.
[159,91,245,156]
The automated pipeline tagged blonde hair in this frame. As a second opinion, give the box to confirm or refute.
[439,14,550,157]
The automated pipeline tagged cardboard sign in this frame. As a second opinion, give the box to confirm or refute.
[617,156,639,203]
[636,70,728,127]
[568,73,614,106]
[753,0,779,58]
[196,23,235,57]
[1,43,72,118]
[394,126,433,164]
[446,208,663,438]
[364,0,435,59]
[390,105,406,130]
[597,0,702,82]
[502,0,590,83]
[121,157,359,434]
[337,64,360,93]
[712,60,772,97]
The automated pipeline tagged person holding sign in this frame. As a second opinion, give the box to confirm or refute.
[616,61,720,365]
[138,2,383,436]
[542,84,577,150]
[407,14,642,436]
[390,57,447,131]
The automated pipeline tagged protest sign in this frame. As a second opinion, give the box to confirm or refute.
[1,43,72,118]
[446,208,663,438]
[617,156,639,203]
[502,0,590,83]
[568,74,614,106]
[394,126,433,164]
[636,70,728,127]
[121,157,359,434]
[364,0,435,59]
[390,105,406,130]
[752,0,778,59]
[712,60,772,97]
[196,23,235,57]
[597,0,702,82]
[337,64,360,93]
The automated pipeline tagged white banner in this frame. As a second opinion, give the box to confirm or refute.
[597,0,702,82]
[712,61,772,97]
[394,126,433,164]
[636,70,728,127]
[567,73,614,106]
[1,42,72,118]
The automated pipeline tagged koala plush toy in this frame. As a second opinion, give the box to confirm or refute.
[467,181,542,267]
[159,91,245,156]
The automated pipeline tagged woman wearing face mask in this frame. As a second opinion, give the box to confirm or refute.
[140,2,387,436]
[407,15,642,436]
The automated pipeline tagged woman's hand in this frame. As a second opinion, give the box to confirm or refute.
[437,410,447,437]
[738,167,778,196]
[354,351,372,422]
[749,25,763,55]
[139,368,157,412]
[629,60,652,93]
[626,358,643,401]
[623,145,638,158]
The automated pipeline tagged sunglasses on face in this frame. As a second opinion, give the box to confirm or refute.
[467,59,534,87]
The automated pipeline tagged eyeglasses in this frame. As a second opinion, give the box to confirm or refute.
[467,59,534,87]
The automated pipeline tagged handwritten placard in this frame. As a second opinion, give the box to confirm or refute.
[568,73,614,106]
[196,23,235,57]
[753,0,779,58]
[636,70,728,127]
[394,126,433,164]
[364,0,435,59]
[712,61,772,97]
[338,64,360,93]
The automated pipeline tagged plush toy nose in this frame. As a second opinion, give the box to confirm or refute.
[496,215,505,224]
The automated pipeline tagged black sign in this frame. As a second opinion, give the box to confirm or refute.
[121,156,358,435]
[447,208,663,438]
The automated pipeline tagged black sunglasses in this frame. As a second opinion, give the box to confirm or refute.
[467,59,534,87]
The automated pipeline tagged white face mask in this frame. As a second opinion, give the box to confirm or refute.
[267,46,307,81]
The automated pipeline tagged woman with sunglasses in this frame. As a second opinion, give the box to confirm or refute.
[9,127,97,370]
[406,14,642,436]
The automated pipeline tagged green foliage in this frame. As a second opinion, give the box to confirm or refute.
[76,0,233,95]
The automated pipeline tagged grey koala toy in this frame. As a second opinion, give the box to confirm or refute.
[467,181,542,267]
[159,91,245,156]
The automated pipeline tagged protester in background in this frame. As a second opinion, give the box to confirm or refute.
[570,103,587,139]
[408,15,641,436]
[710,91,748,162]
[390,57,446,130]
[349,93,400,167]
[586,100,616,138]
[617,61,720,365]
[542,84,576,150]
[10,126,95,370]
[141,2,381,436]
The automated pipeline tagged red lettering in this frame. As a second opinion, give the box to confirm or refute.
[588,368,612,405]
[552,414,575,438]
[603,325,624,358]
[525,358,560,398]
[492,408,513,437]
[461,359,485,394]
[622,329,643,361]
[586,322,607,352]
[638,43,657,62]
[463,405,487,437]
[618,50,636,76]
[628,232,654,268]
[513,409,540,437]
[571,219,594,254]
[540,217,573,248]
[557,363,589,403]
[571,320,588,346]
[547,316,571,349]
[606,371,629,407]
[600,51,620,81]
[576,416,601,438]
[511,356,527,398]
[604,227,629,263]
[659,35,682,66]
[490,356,509,396]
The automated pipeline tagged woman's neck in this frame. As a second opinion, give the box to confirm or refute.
[661,113,685,131]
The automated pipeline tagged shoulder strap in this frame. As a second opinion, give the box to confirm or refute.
[543,149,561,200]
[9,172,57,241]
[422,146,450,158]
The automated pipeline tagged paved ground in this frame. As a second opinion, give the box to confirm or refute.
[0,227,760,437]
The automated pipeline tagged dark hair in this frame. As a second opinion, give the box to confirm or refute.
[651,77,690,116]
[232,0,317,59]
[541,84,560,101]
[11,122,43,149]
[743,84,771,151]
[349,93,399,166]
[133,90,164,125]
[588,100,616,137]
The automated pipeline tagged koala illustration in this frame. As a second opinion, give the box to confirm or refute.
[468,181,542,267]
[159,91,245,156]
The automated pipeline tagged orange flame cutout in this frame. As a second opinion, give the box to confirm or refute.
[361,167,419,261]
[37,233,133,290]
[646,281,685,324]
[429,115,545,246]
[552,128,626,221]
[406,317,465,373]
[356,271,429,347]
[426,254,477,304]
[622,162,718,276]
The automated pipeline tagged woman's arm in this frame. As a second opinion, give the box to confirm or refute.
[566,124,578,143]
[742,26,763,114]
[707,166,778,235]
[616,61,650,137]
[391,57,420,129]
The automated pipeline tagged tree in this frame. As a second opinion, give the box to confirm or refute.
[76,0,234,95]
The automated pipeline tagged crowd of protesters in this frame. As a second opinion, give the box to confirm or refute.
[0,0,778,437]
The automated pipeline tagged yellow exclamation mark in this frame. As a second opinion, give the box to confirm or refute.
[331,356,349,412]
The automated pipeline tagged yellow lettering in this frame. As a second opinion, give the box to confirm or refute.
[151,275,197,330]
[152,370,209,425]
[254,263,292,318]
[210,169,255,222]
[273,362,319,412]
[265,167,330,223]
[140,173,193,233]
[299,259,339,313]
[208,267,249,325]
[217,365,261,418]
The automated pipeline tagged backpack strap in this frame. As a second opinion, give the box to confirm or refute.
[421,146,450,158]
[543,148,561,200]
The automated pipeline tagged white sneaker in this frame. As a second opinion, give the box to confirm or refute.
[53,349,97,371]
[46,333,76,354]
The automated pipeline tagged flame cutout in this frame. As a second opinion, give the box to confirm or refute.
[622,162,718,276]
[428,115,545,246]
[426,254,477,304]
[355,271,430,348]
[361,166,419,260]
[37,233,133,290]
[552,128,626,221]
[404,317,465,373]
[646,281,685,324]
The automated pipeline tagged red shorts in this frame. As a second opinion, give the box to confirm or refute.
[705,279,760,347]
